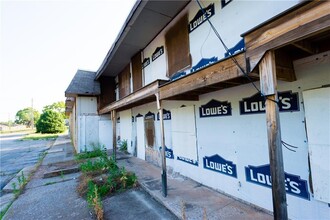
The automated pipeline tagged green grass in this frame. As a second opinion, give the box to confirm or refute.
[21,129,68,140]
[77,148,137,219]
[22,133,59,140]
[0,201,14,220]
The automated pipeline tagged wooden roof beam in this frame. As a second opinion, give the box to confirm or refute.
[99,80,167,114]
[244,1,330,72]
[292,39,317,55]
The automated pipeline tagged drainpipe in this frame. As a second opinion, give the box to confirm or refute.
[155,92,167,197]
[112,110,117,162]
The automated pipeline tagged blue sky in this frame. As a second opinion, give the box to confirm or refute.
[0,0,135,122]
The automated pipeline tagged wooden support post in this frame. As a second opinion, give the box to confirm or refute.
[112,110,117,162]
[155,93,167,197]
[259,51,288,220]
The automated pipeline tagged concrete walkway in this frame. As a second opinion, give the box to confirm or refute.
[3,135,272,219]
[118,157,272,220]
[2,135,92,220]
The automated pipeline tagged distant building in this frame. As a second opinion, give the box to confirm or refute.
[0,124,27,132]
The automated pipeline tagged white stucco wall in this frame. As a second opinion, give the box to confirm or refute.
[141,0,301,83]
[77,97,98,115]
[123,52,330,219]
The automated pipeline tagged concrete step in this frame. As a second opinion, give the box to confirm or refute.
[43,167,80,178]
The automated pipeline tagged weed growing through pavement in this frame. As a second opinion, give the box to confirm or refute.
[87,182,104,220]
[119,140,128,153]
[181,200,186,220]
[203,207,208,220]
[77,147,137,220]
[75,143,107,160]
[11,182,19,196]
[60,171,64,179]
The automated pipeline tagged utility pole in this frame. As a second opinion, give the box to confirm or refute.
[31,98,34,129]
[259,51,288,220]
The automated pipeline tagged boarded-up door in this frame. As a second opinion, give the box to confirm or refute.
[172,105,198,165]
[78,115,99,152]
[99,118,112,150]
[136,117,145,160]
[303,87,330,203]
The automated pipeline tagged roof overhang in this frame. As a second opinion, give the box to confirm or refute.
[99,80,168,114]
[159,52,253,100]
[96,0,190,79]
[243,1,330,73]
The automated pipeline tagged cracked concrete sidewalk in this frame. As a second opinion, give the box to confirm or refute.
[3,134,272,220]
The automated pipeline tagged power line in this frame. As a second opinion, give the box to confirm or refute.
[195,0,298,151]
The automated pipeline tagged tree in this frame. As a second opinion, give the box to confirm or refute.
[36,110,66,134]
[43,101,66,119]
[15,108,40,127]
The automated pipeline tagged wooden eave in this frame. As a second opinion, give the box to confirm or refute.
[159,52,250,100]
[65,100,74,108]
[99,80,168,114]
[243,1,330,73]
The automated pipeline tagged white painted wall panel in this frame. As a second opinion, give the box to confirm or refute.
[125,54,329,219]
[119,109,132,153]
[99,116,113,150]
[86,116,99,147]
[143,34,168,85]
[77,97,98,115]
[171,106,197,158]
[303,87,330,203]
[136,117,145,160]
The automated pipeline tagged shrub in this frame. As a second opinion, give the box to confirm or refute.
[119,140,128,153]
[36,110,65,134]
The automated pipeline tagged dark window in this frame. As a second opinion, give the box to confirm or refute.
[144,118,155,148]
[165,14,191,77]
[118,64,130,99]
[132,52,143,91]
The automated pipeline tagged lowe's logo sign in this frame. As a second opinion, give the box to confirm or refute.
[177,156,198,166]
[199,99,231,118]
[203,154,237,178]
[245,164,310,200]
[239,91,299,115]
[159,146,174,159]
[188,3,215,33]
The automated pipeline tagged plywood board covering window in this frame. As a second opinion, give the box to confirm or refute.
[165,13,191,77]
[118,64,130,99]
[144,118,155,148]
[132,52,143,92]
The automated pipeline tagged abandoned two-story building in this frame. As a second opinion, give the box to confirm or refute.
[65,1,330,219]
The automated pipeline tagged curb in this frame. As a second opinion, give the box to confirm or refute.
[138,181,182,220]
[1,165,35,193]
[43,167,80,178]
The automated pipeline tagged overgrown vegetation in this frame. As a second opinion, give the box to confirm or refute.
[77,146,137,220]
[119,139,128,153]
[75,144,107,160]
